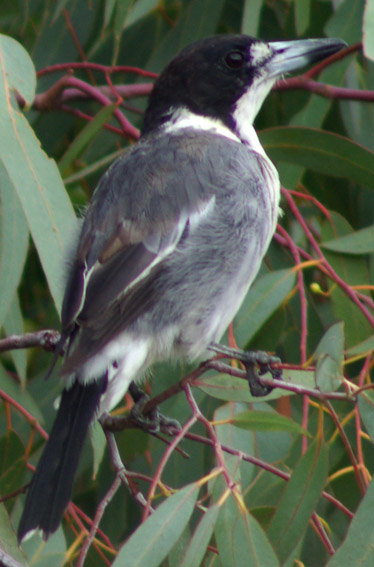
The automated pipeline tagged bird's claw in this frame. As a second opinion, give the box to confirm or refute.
[208,343,282,397]
[129,383,181,435]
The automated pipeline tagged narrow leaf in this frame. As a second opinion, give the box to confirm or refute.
[113,483,199,567]
[215,494,279,567]
[147,0,225,72]
[3,295,26,384]
[58,103,117,175]
[260,127,374,191]
[267,438,328,563]
[127,0,160,27]
[198,369,315,402]
[234,269,296,347]
[346,335,374,356]
[229,410,310,437]
[358,391,374,442]
[0,362,43,423]
[363,0,374,61]
[0,163,29,328]
[0,36,76,312]
[241,0,263,35]
[295,0,310,35]
[326,479,374,567]
[321,214,372,347]
[0,503,29,567]
[180,505,219,567]
[314,323,344,392]
[0,34,35,105]
[323,225,374,254]
[214,403,256,480]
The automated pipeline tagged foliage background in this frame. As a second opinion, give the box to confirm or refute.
[1,0,374,566]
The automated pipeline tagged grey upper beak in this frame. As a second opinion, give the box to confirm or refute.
[266,37,348,77]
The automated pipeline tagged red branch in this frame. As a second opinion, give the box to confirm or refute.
[282,189,374,328]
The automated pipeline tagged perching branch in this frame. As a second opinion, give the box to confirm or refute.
[0,329,60,353]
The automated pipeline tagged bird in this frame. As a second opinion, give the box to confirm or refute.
[18,33,346,542]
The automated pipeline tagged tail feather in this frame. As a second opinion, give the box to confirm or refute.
[18,375,107,541]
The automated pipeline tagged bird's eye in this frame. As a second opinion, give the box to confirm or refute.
[224,51,245,69]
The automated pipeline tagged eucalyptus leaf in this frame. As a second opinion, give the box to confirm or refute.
[113,483,199,567]
[261,127,374,190]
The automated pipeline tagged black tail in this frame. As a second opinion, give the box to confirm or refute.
[18,375,107,541]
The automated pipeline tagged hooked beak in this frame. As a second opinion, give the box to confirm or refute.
[266,37,347,77]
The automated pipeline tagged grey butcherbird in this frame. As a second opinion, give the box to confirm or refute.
[18,34,346,541]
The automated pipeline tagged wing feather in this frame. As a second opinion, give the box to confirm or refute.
[61,130,215,336]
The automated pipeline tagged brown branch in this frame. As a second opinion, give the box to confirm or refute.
[0,329,60,353]
[274,77,374,102]
[304,42,362,79]
[37,61,158,79]
[17,83,153,111]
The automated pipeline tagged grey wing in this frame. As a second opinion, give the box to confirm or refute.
[59,131,217,370]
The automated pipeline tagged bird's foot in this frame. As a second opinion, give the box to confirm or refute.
[129,382,181,435]
[208,343,282,397]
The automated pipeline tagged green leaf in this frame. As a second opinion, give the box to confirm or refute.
[325,479,374,567]
[267,438,328,563]
[0,34,35,106]
[198,368,315,402]
[147,0,226,72]
[260,127,374,190]
[325,0,365,45]
[0,431,27,497]
[0,503,29,567]
[104,0,117,27]
[321,214,372,347]
[314,323,344,391]
[0,163,29,328]
[241,0,263,35]
[52,0,71,22]
[113,0,134,61]
[214,403,256,481]
[234,269,296,347]
[3,294,26,384]
[315,322,345,365]
[315,355,343,393]
[58,103,117,175]
[113,483,199,567]
[215,494,280,567]
[358,390,374,442]
[64,148,124,185]
[346,335,374,356]
[198,373,250,402]
[0,362,44,423]
[295,0,310,35]
[323,225,374,254]
[127,0,160,27]
[0,36,76,312]
[179,504,219,567]
[228,410,310,437]
[339,58,374,148]
[21,528,66,567]
[90,420,106,478]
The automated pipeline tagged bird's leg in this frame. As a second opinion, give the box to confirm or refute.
[208,343,282,397]
[128,382,181,435]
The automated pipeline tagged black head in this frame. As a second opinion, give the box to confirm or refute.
[141,34,346,137]
[142,35,263,134]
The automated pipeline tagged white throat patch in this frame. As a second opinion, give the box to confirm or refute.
[232,78,276,155]
[163,107,241,144]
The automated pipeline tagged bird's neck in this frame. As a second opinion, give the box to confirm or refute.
[160,106,267,158]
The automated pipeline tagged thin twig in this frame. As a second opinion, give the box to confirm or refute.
[184,431,353,519]
[77,476,121,567]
